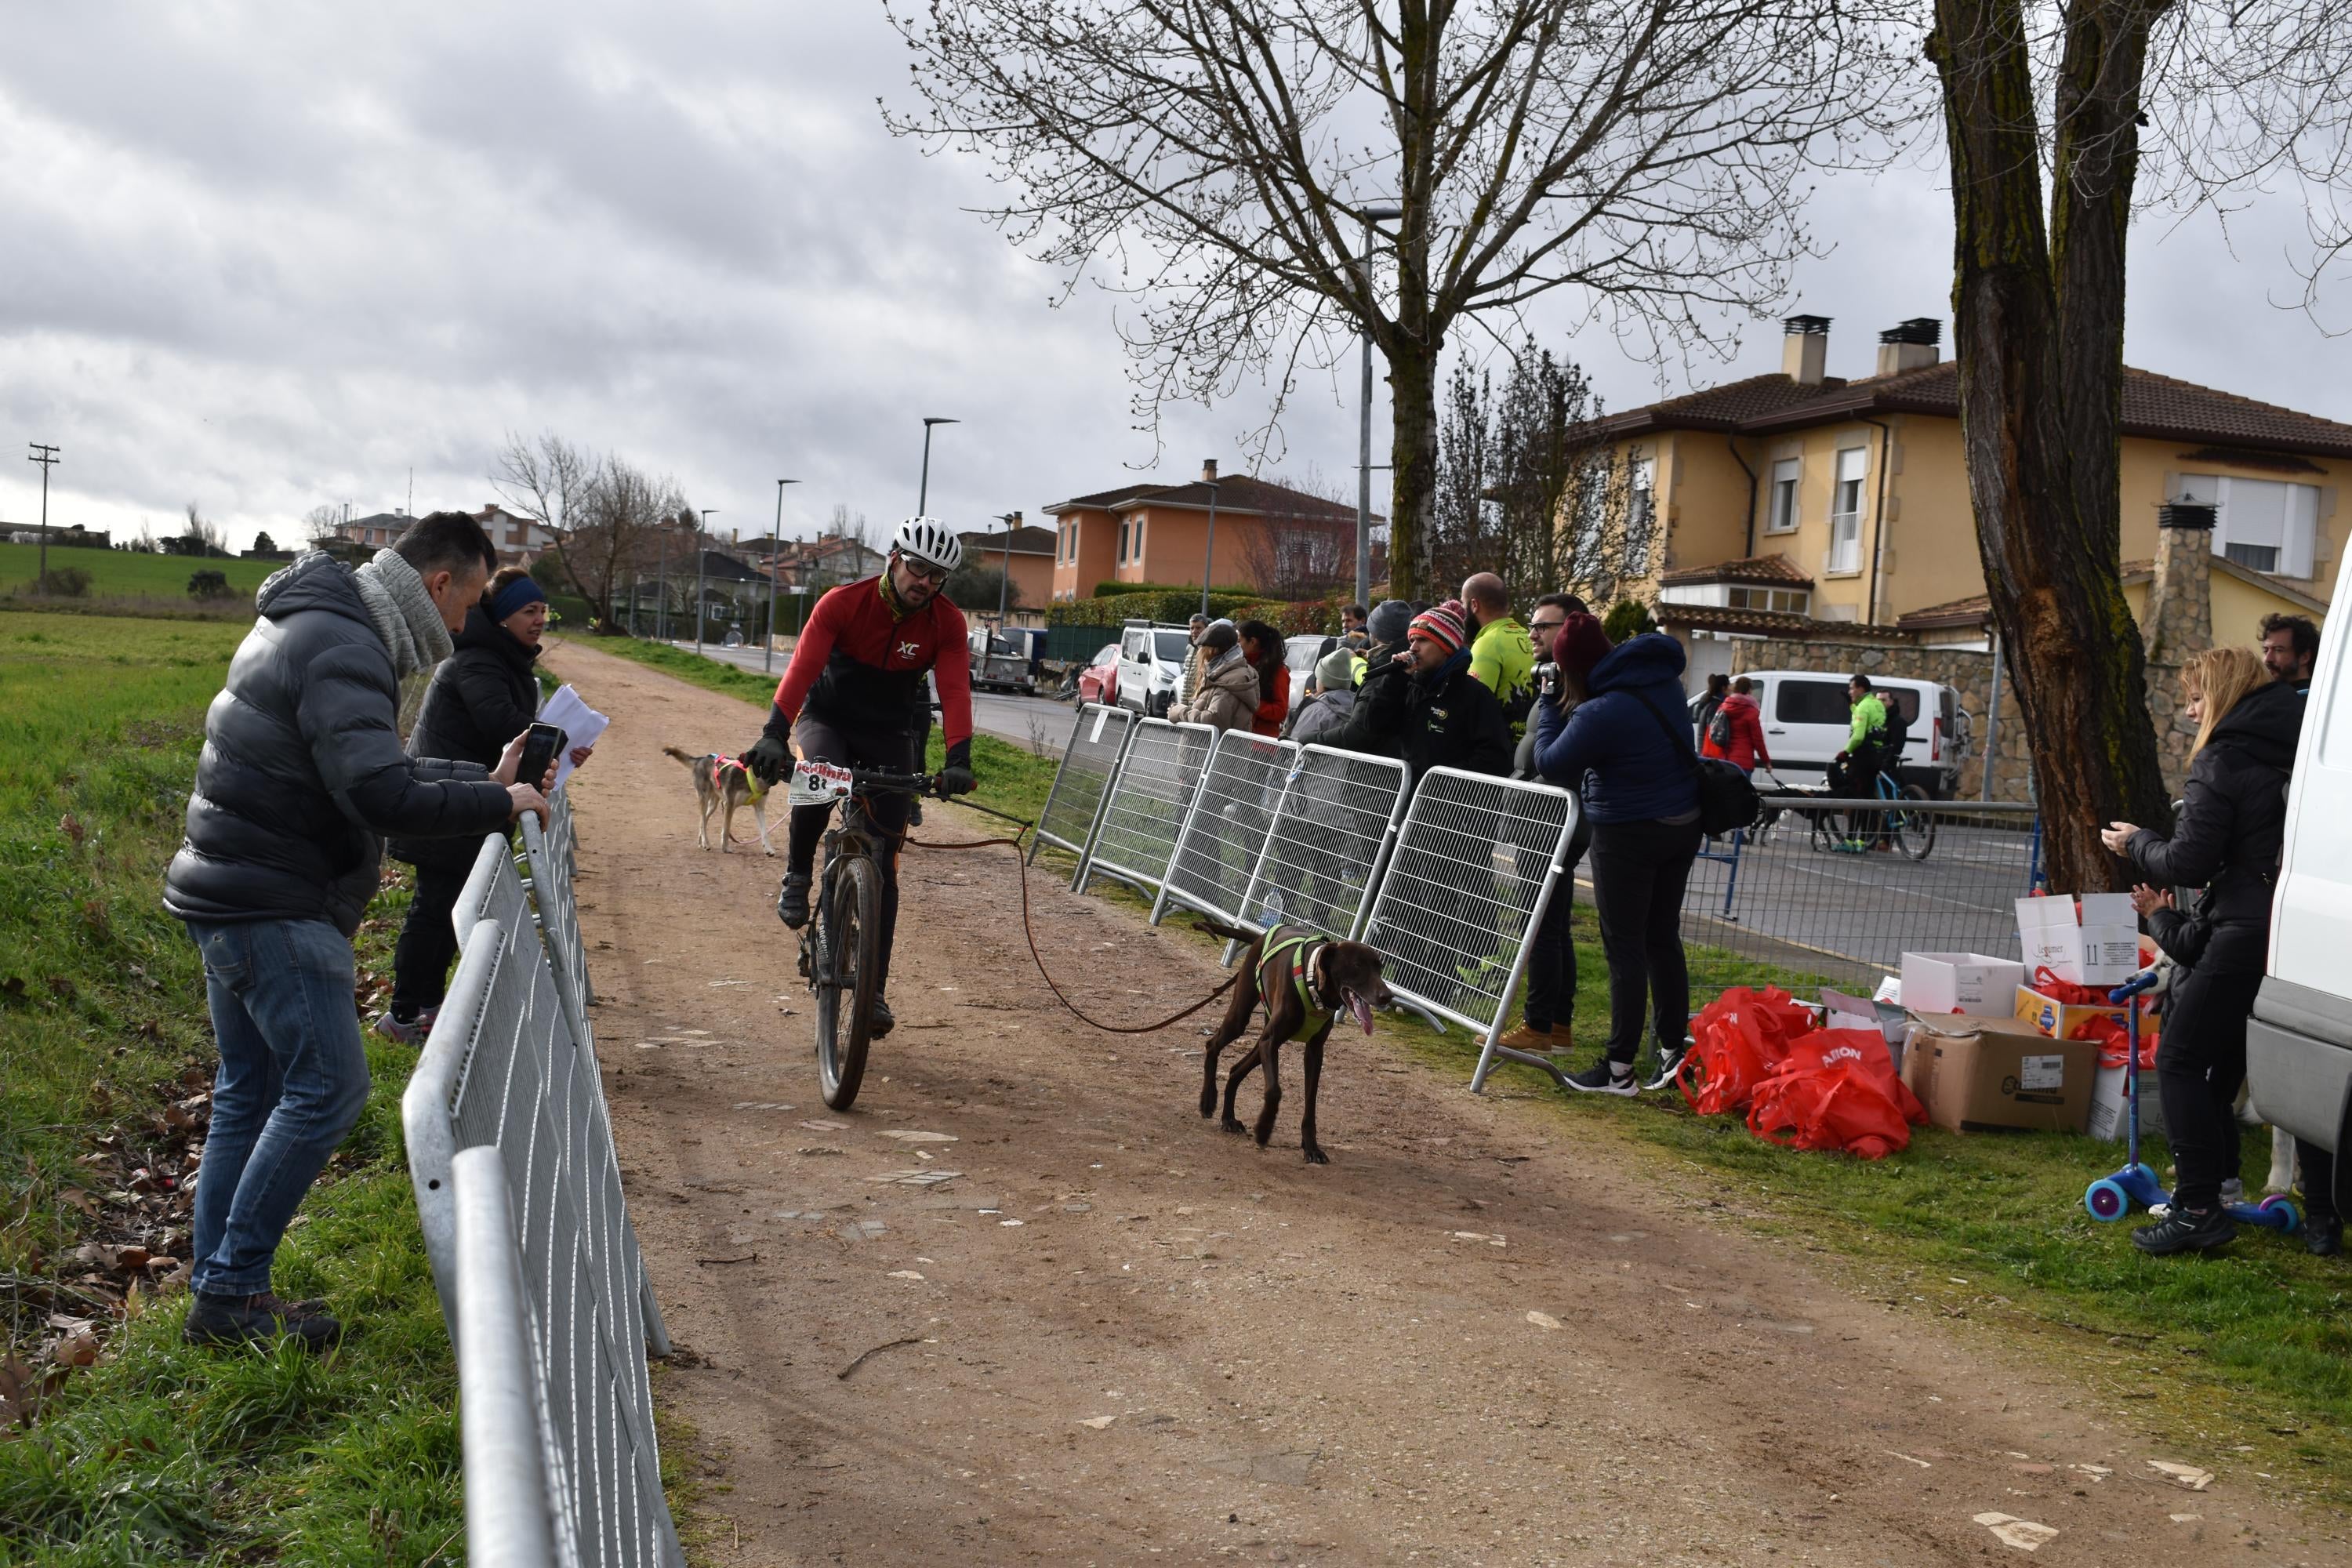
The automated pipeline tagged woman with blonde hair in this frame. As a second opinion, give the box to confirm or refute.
[2102,644,2325,1254]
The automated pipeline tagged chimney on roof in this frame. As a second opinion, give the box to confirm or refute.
[2145,502,2217,665]
[1875,318,1942,376]
[1201,459,1218,484]
[1781,315,1831,387]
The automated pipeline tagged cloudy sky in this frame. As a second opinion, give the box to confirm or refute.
[2,3,2345,553]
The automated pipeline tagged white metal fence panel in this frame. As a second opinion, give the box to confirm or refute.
[1232,744,1412,945]
[456,830,526,949]
[1073,717,1217,896]
[1357,768,1581,1092]
[1151,730,1299,929]
[523,799,594,1048]
[1029,703,1138,863]
[404,917,682,1567]
[452,1145,572,1568]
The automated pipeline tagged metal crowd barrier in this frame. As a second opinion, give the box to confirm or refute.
[1356,768,1582,1093]
[1072,716,1218,896]
[1151,730,1298,931]
[1232,744,1413,946]
[522,791,595,1050]
[1673,795,2043,997]
[1029,702,1138,864]
[458,830,529,949]
[405,905,681,1564]
[452,1146,569,1567]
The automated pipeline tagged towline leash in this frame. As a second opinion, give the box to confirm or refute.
[901,800,1245,1035]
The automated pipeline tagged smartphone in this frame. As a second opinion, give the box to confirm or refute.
[517,722,568,789]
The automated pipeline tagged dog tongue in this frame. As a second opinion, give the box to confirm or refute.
[1351,995,1375,1035]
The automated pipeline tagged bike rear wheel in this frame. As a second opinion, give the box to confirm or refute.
[815,852,884,1110]
[1893,783,1936,860]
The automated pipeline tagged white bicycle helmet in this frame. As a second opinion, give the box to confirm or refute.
[891,515,964,574]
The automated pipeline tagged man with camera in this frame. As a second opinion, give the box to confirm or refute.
[165,512,552,1353]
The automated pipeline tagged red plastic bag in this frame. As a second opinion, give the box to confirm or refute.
[1745,1029,1929,1160]
[2029,966,2111,1007]
[1678,986,1815,1115]
[2070,1014,2157,1069]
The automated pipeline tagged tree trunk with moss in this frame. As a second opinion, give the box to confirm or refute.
[1929,0,2176,892]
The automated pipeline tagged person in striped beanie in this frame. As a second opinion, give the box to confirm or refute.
[1396,599,1510,783]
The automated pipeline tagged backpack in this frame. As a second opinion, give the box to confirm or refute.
[1875,697,1910,758]
[1637,694,1761,836]
[1706,704,1734,753]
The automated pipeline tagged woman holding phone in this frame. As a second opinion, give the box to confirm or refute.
[379,567,593,1044]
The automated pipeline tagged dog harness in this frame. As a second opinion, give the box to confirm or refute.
[1258,927,1335,1022]
[713,754,768,802]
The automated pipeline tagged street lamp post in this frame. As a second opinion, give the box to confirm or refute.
[655,528,670,641]
[990,510,1020,627]
[1198,460,1220,618]
[917,417,958,514]
[27,444,59,586]
[1355,204,1402,609]
[695,509,717,653]
[768,479,800,673]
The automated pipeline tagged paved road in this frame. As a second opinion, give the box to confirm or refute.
[670,640,1077,750]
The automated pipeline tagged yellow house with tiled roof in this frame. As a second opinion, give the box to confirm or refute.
[1601,316,2347,649]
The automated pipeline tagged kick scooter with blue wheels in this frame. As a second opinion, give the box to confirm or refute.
[2083,967,2303,1234]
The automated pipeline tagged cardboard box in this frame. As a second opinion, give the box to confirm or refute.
[1900,952,2028,1015]
[2085,1062,2167,1143]
[1902,1014,2096,1133]
[2014,983,2126,1044]
[2015,894,2140,986]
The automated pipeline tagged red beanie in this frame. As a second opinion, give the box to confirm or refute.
[1408,600,1469,655]
[1552,612,1613,689]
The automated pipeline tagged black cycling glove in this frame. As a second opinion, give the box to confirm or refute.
[938,738,977,797]
[746,704,795,785]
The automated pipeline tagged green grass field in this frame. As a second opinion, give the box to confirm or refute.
[0,610,473,1564]
[0,543,280,606]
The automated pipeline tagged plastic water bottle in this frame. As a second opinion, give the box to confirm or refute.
[1258,891,1286,929]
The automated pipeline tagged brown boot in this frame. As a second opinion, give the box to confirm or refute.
[1497,1023,1567,1055]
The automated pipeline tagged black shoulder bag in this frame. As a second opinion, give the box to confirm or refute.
[1635,693,1761,837]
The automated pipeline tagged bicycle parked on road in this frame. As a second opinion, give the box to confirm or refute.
[1755,767,1936,861]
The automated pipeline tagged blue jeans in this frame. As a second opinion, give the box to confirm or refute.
[186,920,373,1296]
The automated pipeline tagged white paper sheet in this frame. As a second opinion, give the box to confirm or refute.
[537,684,610,793]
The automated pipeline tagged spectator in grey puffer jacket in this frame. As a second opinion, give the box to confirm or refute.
[162,512,549,1354]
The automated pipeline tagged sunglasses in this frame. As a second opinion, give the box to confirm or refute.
[902,563,949,586]
[1529,619,1565,631]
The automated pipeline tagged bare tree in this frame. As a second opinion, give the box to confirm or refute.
[302,503,343,546]
[1428,342,1610,601]
[532,452,681,632]
[1241,466,1356,600]
[885,0,1917,598]
[1926,0,2352,891]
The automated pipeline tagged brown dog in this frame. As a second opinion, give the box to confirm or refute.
[661,746,776,855]
[1196,919,1390,1163]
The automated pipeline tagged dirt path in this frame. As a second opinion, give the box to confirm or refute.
[548,639,2340,1567]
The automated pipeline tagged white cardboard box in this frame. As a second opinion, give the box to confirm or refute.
[2015,895,2140,987]
[2085,1062,2166,1142]
[1900,952,2028,1015]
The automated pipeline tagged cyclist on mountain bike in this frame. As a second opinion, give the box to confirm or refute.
[744,517,978,1037]
[1827,673,1889,797]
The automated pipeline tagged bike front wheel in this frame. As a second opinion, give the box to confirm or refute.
[1893,783,1936,861]
[815,853,884,1110]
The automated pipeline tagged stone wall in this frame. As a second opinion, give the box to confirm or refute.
[1725,640,2197,802]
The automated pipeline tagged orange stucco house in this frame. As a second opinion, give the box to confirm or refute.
[1042,461,1362,601]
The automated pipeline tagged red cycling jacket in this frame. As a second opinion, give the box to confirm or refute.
[771,575,973,746]
[1699,691,1770,771]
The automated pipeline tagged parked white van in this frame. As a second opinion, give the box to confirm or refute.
[2247,615,2351,1181]
[1116,620,1195,717]
[1693,670,1972,799]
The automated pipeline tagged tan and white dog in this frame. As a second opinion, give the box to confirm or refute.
[662,746,777,855]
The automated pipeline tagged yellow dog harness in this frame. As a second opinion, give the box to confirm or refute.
[1258,926,1334,1022]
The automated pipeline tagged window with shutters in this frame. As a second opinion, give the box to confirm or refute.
[1828,448,1867,573]
[1765,458,1800,534]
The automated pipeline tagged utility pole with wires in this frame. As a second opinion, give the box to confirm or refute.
[768,479,800,673]
[695,510,717,653]
[26,443,59,587]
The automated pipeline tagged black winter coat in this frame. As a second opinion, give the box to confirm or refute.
[162,553,514,938]
[1400,650,1513,783]
[1327,639,1412,760]
[391,606,541,869]
[2125,677,2304,969]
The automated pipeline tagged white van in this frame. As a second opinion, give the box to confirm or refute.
[1116,620,1195,717]
[2248,609,2350,1174]
[1696,670,1972,799]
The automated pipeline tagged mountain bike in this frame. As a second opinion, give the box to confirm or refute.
[1802,766,1936,861]
[788,760,936,1110]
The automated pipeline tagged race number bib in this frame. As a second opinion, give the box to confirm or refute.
[789,759,855,804]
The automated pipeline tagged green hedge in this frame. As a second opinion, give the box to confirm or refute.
[1089,579,1257,600]
[1047,591,1343,637]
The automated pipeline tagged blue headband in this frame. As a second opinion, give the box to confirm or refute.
[490,576,548,622]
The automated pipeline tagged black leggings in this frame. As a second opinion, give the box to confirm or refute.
[2155,960,2259,1211]
[1588,816,1703,1063]
[787,713,914,996]
[1521,814,1592,1033]
[390,858,474,1019]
